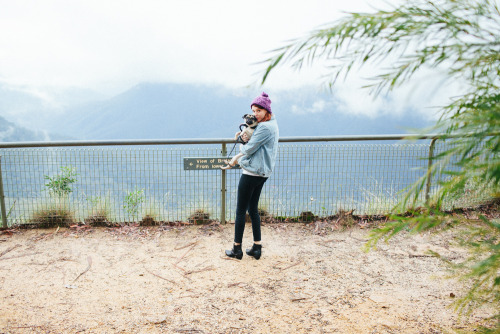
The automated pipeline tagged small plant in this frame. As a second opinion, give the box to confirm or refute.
[298,211,316,223]
[140,215,155,226]
[0,201,16,227]
[336,209,356,230]
[140,201,165,226]
[258,207,271,222]
[188,209,211,225]
[123,189,145,222]
[321,206,328,217]
[85,208,112,226]
[44,166,78,197]
[86,196,100,208]
[84,196,112,226]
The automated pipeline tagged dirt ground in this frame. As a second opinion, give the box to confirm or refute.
[0,222,494,334]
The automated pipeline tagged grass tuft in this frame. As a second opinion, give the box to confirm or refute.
[188,209,211,225]
[140,214,158,226]
[29,198,75,228]
[298,211,316,223]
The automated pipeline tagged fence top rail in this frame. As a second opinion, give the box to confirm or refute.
[0,133,463,148]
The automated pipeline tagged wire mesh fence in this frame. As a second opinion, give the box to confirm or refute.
[1,146,225,226]
[0,136,484,227]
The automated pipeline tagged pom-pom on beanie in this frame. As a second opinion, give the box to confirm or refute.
[251,92,272,113]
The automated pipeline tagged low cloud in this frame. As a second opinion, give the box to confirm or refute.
[291,99,328,115]
[331,67,467,120]
[0,0,399,95]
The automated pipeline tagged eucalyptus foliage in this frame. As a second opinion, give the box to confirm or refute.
[44,166,78,197]
[260,0,499,329]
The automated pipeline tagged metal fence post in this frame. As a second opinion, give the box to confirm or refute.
[0,156,8,228]
[425,138,438,204]
[221,143,227,224]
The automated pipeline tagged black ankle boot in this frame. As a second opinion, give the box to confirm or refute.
[225,244,243,260]
[246,244,262,260]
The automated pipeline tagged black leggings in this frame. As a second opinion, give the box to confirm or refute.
[234,174,268,244]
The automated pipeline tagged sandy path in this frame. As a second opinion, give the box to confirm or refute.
[0,223,490,333]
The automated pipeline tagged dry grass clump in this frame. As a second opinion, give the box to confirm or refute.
[188,209,211,225]
[140,214,158,226]
[29,201,75,228]
[336,209,356,229]
[298,211,316,223]
[84,209,113,227]
[84,197,114,227]
[245,208,272,223]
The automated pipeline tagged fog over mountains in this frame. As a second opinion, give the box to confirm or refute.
[0,83,434,142]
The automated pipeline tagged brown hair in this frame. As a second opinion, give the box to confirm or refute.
[260,111,272,123]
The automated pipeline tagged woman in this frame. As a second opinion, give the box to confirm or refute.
[225,92,279,260]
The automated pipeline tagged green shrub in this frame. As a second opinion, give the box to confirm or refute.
[123,189,145,222]
[44,166,78,197]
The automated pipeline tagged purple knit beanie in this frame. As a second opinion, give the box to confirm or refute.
[251,92,272,113]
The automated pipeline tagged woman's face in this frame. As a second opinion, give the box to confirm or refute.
[252,105,268,122]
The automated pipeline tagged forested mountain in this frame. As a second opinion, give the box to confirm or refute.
[0,83,432,141]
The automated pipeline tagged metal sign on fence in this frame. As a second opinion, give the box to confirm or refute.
[183,157,240,170]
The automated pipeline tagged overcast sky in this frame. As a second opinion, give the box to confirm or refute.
[1,0,465,119]
[0,0,400,92]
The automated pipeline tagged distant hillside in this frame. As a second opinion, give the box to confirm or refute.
[0,115,51,142]
[0,83,100,142]
[39,83,433,140]
[0,83,104,132]
[42,83,239,140]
